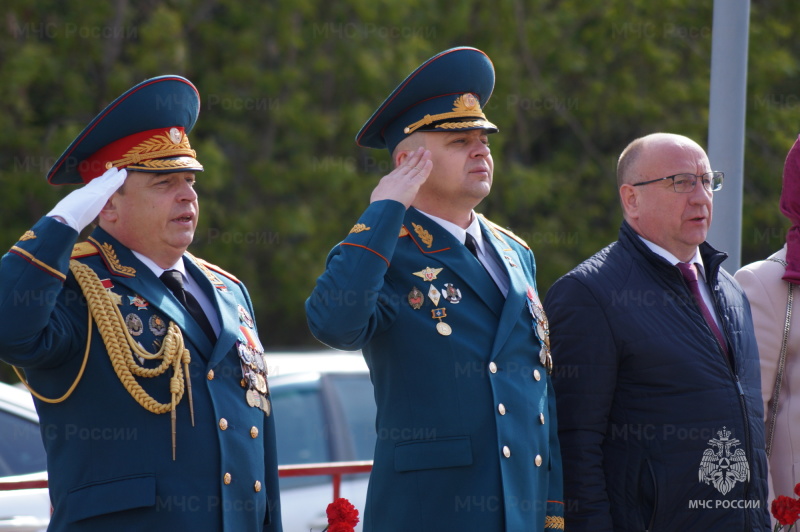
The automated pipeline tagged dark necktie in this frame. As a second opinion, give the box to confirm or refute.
[465,231,508,297]
[464,232,480,259]
[676,262,729,359]
[160,270,216,343]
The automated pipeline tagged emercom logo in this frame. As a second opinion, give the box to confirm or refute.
[698,426,750,495]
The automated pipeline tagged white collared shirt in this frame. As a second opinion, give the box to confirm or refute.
[132,251,221,336]
[416,209,509,297]
[638,237,721,329]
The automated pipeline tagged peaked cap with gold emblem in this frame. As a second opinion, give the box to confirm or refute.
[356,47,498,153]
[47,75,203,185]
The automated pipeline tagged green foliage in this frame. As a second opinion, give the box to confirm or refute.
[1,1,799,384]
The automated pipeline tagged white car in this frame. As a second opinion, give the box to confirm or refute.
[0,351,375,532]
[0,381,49,532]
[268,352,374,532]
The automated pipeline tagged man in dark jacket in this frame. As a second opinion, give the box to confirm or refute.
[544,132,770,531]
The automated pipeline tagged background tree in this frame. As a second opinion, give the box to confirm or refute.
[1,0,798,383]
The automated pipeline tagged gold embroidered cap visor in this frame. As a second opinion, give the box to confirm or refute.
[356,46,498,154]
[47,75,203,185]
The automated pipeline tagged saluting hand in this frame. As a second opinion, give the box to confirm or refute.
[370,147,432,208]
[47,167,127,231]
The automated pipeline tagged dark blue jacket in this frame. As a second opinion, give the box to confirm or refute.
[544,221,769,531]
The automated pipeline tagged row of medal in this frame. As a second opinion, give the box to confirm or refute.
[118,290,276,402]
[527,286,553,373]
[405,265,553,373]
[236,304,272,416]
[407,267,461,337]
[119,292,169,365]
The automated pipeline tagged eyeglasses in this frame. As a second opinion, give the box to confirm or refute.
[632,171,724,193]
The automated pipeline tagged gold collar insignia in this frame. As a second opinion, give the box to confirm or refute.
[88,237,136,277]
[412,223,433,248]
[349,223,371,234]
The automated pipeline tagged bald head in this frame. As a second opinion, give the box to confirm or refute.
[616,132,713,261]
[617,133,707,189]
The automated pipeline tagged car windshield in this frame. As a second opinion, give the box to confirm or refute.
[273,372,376,490]
[0,409,47,477]
[328,375,375,460]
[274,382,329,466]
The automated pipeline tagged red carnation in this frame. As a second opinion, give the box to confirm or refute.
[323,498,360,532]
[772,495,800,527]
[795,482,800,498]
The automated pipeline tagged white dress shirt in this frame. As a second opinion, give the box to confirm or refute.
[132,250,221,336]
[416,209,510,297]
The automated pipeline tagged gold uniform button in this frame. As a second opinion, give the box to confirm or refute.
[207,370,215,380]
[502,445,511,458]
[250,426,259,439]
[534,454,543,467]
[254,480,262,492]
[219,418,228,430]
[533,369,541,381]
[489,362,498,374]
[498,403,506,415]
[223,473,232,485]
[539,413,545,424]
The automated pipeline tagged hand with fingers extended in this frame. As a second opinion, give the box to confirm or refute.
[47,167,128,231]
[370,147,432,208]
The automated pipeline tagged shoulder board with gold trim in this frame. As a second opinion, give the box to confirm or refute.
[71,241,100,259]
[479,215,530,250]
[193,255,241,284]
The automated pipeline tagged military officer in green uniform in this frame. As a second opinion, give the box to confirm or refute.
[306,47,564,531]
[0,76,281,531]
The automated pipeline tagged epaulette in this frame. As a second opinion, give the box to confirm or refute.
[479,215,530,250]
[193,255,241,284]
[71,241,99,259]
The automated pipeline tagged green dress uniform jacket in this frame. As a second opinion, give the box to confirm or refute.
[306,200,564,531]
[0,217,282,532]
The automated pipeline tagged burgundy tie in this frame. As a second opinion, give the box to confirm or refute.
[676,262,729,359]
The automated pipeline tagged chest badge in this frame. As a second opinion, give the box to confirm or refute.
[408,287,424,309]
[128,295,149,310]
[431,307,452,336]
[441,283,462,304]
[413,266,443,282]
[428,284,441,306]
[149,315,167,336]
[125,313,144,336]
[238,304,255,328]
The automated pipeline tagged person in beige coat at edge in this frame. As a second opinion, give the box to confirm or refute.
[735,135,800,511]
